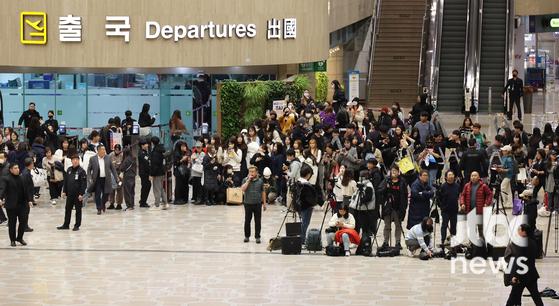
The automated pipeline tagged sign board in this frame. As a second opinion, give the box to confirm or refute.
[298,60,327,73]
[551,18,559,28]
[272,100,287,112]
[348,71,360,102]
[2,0,328,69]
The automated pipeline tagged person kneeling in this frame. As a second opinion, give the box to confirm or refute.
[405,217,435,260]
[326,205,359,257]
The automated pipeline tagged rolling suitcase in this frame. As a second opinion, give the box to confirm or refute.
[306,229,322,252]
[305,203,331,252]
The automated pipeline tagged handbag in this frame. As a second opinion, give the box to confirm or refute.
[31,168,47,187]
[512,197,523,215]
[397,156,415,174]
[191,163,203,174]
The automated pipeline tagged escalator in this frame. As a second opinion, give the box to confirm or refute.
[478,0,507,112]
[436,0,468,112]
[367,0,427,109]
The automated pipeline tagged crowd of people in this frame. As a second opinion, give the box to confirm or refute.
[0,81,552,304]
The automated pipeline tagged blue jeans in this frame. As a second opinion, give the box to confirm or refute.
[300,207,313,244]
[428,169,438,187]
[327,232,350,251]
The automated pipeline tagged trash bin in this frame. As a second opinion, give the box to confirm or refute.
[523,86,533,114]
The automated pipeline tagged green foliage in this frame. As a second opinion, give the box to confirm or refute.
[219,76,311,138]
[220,80,244,141]
[265,81,286,110]
[242,81,269,128]
[315,72,329,103]
[291,75,310,102]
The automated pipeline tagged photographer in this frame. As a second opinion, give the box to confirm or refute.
[408,170,434,230]
[405,217,435,259]
[494,145,514,208]
[348,170,377,238]
[297,164,318,245]
[326,205,357,257]
[439,170,460,245]
[382,166,407,250]
[460,138,488,183]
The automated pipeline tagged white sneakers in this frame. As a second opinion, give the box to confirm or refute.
[345,251,350,257]
[152,204,170,210]
[51,200,57,205]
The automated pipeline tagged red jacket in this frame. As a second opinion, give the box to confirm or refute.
[460,181,493,214]
[335,228,361,245]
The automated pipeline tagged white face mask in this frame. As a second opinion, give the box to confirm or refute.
[304,93,310,98]
[305,113,312,118]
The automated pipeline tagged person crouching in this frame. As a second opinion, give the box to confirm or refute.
[405,217,435,260]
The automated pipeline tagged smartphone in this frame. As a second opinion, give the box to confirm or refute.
[132,123,140,135]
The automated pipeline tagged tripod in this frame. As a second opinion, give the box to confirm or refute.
[267,207,299,252]
[544,191,559,256]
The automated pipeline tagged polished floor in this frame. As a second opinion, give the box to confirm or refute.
[0,184,558,306]
[1,86,559,306]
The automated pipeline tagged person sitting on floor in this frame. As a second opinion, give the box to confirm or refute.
[326,205,359,257]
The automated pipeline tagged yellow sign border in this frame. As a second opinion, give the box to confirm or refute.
[20,11,47,45]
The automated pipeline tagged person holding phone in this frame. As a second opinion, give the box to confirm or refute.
[241,166,267,244]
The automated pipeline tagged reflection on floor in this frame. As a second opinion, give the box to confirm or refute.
[0,181,558,306]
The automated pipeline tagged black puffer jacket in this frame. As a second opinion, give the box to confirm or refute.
[149,144,166,176]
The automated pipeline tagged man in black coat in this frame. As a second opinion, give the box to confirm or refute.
[21,158,35,232]
[138,139,151,208]
[18,102,41,128]
[503,69,524,121]
[382,166,408,249]
[0,163,33,247]
[410,94,433,125]
[439,170,460,246]
[460,138,488,182]
[58,155,87,231]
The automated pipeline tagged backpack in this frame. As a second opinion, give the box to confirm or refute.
[355,236,372,256]
[511,157,519,176]
[289,181,303,212]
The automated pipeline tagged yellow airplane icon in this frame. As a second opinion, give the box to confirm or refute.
[20,12,47,45]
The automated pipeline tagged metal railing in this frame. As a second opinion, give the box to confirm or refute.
[417,0,433,92]
[366,0,382,102]
[504,0,515,112]
[427,0,445,109]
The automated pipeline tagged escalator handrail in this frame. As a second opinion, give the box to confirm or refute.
[428,0,445,108]
[366,0,382,100]
[504,0,515,110]
[417,0,432,92]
